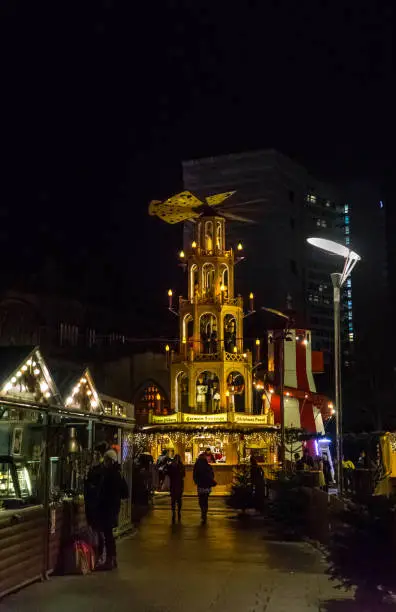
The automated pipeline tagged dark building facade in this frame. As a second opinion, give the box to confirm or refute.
[183,150,345,360]
[182,150,390,426]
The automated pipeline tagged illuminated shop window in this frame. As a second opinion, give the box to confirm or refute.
[136,383,169,422]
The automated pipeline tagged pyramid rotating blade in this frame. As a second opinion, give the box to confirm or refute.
[164,191,203,209]
[155,204,200,224]
[222,211,256,224]
[205,191,236,207]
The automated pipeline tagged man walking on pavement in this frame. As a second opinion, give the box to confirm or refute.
[193,448,216,525]
[96,449,128,570]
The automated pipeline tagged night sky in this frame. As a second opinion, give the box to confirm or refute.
[1,1,393,335]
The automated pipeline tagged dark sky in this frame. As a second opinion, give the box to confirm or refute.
[1,1,393,333]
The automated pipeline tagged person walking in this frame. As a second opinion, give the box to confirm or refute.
[166,454,185,523]
[250,455,266,510]
[96,449,128,571]
[193,450,216,524]
[156,449,169,490]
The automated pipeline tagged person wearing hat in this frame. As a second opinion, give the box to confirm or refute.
[96,448,128,570]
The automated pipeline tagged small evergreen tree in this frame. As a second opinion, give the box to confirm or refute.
[227,463,254,513]
[265,472,307,539]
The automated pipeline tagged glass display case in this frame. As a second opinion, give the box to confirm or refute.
[0,456,33,510]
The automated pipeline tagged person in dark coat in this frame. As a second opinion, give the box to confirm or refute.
[156,449,169,490]
[96,449,128,570]
[193,450,216,524]
[250,455,266,510]
[166,454,185,523]
[84,442,107,560]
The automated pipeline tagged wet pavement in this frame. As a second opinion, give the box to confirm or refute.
[2,497,354,611]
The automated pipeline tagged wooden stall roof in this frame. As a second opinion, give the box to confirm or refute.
[0,346,38,385]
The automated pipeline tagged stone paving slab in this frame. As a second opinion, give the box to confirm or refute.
[1,498,354,612]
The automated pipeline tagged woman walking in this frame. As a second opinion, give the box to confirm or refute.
[167,454,185,523]
[193,449,216,525]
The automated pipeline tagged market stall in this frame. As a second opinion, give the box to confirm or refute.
[0,347,62,597]
[142,416,280,493]
[0,350,135,598]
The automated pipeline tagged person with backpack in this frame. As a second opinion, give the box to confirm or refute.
[95,449,128,570]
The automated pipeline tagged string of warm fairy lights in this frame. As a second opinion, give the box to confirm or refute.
[132,429,281,448]
[65,375,101,412]
[1,352,52,403]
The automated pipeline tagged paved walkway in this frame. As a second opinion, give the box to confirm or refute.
[2,497,354,612]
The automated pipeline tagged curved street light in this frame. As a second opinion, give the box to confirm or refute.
[307,237,361,495]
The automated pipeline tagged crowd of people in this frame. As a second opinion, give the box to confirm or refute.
[292,447,377,494]
[81,442,379,573]
[155,447,217,524]
[293,448,333,492]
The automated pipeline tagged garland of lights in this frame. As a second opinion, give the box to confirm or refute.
[1,352,53,404]
[132,429,280,447]
[65,375,100,412]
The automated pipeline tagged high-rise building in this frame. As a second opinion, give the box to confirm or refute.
[183,150,388,401]
[183,150,345,365]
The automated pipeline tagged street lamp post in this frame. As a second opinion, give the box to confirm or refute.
[307,237,361,496]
